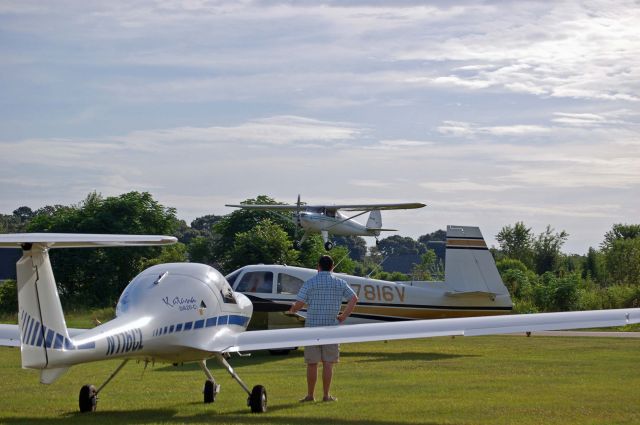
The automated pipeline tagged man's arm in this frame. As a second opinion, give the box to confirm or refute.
[337,295,358,323]
[287,300,305,315]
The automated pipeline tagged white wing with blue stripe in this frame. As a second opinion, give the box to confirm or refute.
[211,308,640,353]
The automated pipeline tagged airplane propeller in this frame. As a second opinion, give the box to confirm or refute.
[293,194,303,249]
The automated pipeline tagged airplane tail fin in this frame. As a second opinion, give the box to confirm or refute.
[16,243,72,381]
[444,226,510,299]
[1,233,176,383]
[366,210,383,230]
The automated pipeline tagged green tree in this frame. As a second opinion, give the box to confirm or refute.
[602,224,640,251]
[26,191,180,307]
[226,219,298,271]
[377,235,423,257]
[212,195,296,271]
[604,238,640,285]
[0,280,17,314]
[583,247,605,284]
[532,225,568,275]
[496,222,534,268]
[417,229,446,245]
[332,235,367,262]
[411,249,443,280]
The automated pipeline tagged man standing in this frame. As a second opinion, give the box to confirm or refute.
[287,255,359,402]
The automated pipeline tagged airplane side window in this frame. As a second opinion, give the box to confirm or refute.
[277,273,304,295]
[235,271,273,293]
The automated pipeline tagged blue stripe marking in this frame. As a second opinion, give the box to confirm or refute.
[30,322,40,346]
[194,319,204,329]
[163,326,168,335]
[219,315,228,325]
[45,329,54,348]
[169,325,174,333]
[26,318,35,343]
[229,315,247,326]
[205,317,217,327]
[37,326,46,347]
[54,333,64,349]
[77,342,96,349]
[184,322,193,331]
[176,323,183,332]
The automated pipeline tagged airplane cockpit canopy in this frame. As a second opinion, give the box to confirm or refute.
[116,263,236,316]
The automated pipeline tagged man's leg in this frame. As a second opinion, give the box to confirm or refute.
[322,361,334,399]
[306,363,318,399]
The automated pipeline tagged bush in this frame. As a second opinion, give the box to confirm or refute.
[0,280,17,314]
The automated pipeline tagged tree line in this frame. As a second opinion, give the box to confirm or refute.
[1,192,638,314]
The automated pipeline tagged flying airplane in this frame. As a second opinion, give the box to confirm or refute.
[225,196,426,250]
[0,233,638,415]
[228,225,513,330]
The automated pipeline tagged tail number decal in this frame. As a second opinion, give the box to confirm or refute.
[106,328,144,356]
[350,284,405,303]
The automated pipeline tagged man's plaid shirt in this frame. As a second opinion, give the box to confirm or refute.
[296,271,356,327]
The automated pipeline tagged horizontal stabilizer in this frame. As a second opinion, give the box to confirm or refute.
[445,291,499,298]
[0,324,91,348]
[0,233,177,249]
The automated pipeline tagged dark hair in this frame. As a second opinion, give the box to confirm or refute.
[318,255,334,271]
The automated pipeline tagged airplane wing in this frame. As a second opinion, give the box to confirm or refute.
[0,234,177,249]
[225,203,426,211]
[225,204,300,210]
[211,308,639,353]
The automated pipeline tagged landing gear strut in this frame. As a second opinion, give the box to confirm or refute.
[78,359,129,413]
[200,354,268,413]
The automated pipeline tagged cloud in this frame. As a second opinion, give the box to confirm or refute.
[420,180,519,193]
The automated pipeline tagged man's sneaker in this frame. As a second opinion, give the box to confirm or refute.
[299,395,315,402]
[323,396,338,402]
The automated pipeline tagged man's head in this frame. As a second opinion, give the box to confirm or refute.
[317,255,334,271]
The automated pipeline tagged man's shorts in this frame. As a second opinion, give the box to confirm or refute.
[304,344,340,363]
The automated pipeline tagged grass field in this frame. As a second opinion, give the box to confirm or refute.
[1,335,639,425]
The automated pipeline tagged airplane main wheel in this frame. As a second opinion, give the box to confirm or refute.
[204,379,216,403]
[293,241,301,250]
[248,385,267,413]
[79,384,97,413]
[324,241,334,250]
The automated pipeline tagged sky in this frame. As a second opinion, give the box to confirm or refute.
[0,1,639,254]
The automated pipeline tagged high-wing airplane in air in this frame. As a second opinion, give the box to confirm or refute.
[0,233,638,414]
[225,196,426,250]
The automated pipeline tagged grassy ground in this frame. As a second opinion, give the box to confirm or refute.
[1,335,639,425]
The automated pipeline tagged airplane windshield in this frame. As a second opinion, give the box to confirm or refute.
[235,271,273,293]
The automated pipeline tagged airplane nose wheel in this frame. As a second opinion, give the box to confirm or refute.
[248,385,267,413]
[79,384,97,412]
[324,241,334,250]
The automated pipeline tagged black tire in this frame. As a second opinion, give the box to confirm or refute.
[204,379,216,403]
[248,385,267,413]
[293,241,301,250]
[324,241,334,250]
[79,384,97,413]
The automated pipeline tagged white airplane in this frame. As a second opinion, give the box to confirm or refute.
[0,233,639,414]
[228,226,513,329]
[225,196,426,250]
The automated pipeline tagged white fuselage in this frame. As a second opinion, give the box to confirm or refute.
[298,210,379,237]
[24,263,254,368]
[227,264,512,329]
